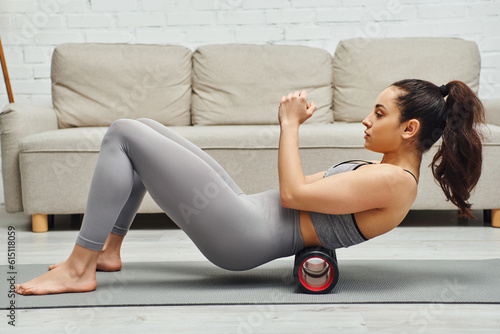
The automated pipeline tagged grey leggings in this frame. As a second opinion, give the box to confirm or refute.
[77,119,304,271]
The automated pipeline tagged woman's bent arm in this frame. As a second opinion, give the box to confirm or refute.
[278,122,306,207]
[278,91,316,207]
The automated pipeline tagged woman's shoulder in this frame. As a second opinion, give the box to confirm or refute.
[356,163,418,188]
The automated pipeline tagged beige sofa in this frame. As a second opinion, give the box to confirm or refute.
[2,37,500,232]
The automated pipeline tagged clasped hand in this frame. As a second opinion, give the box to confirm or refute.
[278,90,317,126]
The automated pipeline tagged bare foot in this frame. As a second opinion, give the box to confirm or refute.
[48,250,122,272]
[15,262,97,295]
[96,250,122,272]
[48,261,65,271]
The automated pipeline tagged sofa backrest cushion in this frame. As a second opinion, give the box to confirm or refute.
[52,43,192,128]
[332,38,481,122]
[192,44,333,125]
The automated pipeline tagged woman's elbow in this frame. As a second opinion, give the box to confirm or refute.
[280,198,291,208]
[280,192,291,208]
[280,192,297,209]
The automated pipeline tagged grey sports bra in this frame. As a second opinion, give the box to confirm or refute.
[308,159,417,250]
[308,161,369,250]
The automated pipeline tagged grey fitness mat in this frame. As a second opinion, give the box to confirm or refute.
[2,259,499,309]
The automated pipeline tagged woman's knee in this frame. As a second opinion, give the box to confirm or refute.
[103,119,141,144]
[136,118,164,130]
[109,118,138,131]
[136,118,154,124]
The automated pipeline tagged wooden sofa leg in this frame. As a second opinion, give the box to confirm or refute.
[492,209,500,228]
[32,214,48,232]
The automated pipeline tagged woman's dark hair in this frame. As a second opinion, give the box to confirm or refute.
[391,79,485,219]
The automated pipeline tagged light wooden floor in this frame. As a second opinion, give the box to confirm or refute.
[1,207,499,333]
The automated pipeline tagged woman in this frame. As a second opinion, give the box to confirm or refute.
[15,79,484,295]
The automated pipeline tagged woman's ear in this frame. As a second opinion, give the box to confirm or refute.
[402,119,420,139]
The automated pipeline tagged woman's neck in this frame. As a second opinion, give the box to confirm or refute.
[380,149,422,176]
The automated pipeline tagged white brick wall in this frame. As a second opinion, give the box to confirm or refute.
[242,0,290,10]
[418,4,469,19]
[219,10,265,25]
[0,0,499,108]
[91,0,138,12]
[67,14,114,28]
[0,0,35,13]
[0,15,11,29]
[117,13,165,27]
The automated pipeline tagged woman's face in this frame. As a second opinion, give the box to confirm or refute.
[362,87,407,153]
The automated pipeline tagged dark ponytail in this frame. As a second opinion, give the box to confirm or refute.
[392,79,485,219]
[431,81,485,218]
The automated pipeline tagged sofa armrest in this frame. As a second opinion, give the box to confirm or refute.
[483,98,500,126]
[0,103,58,212]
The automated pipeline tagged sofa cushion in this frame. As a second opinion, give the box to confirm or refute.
[52,43,192,128]
[332,38,481,122]
[192,44,334,125]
